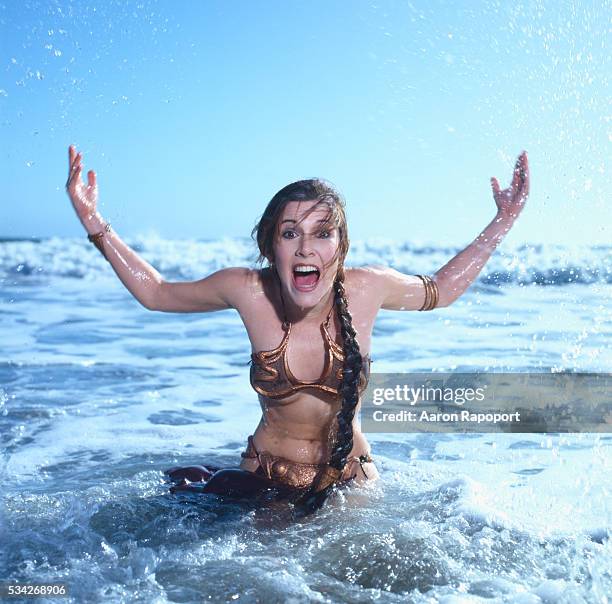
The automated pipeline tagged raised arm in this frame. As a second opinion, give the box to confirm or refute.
[65,145,248,313]
[372,151,530,311]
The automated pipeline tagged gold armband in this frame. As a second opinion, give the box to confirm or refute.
[415,274,439,311]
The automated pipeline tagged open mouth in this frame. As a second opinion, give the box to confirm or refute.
[292,265,320,291]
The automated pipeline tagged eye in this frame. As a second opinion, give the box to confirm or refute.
[318,230,331,239]
[281,230,297,239]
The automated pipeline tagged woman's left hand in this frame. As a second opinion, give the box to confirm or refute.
[490,150,530,220]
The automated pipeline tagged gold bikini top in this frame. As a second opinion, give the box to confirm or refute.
[249,304,371,400]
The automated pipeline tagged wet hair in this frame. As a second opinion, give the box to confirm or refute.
[252,178,348,270]
[251,179,364,516]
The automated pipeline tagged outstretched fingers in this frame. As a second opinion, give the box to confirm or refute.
[490,176,501,197]
[511,155,523,197]
[67,145,76,187]
[519,151,530,197]
[71,159,82,188]
[491,151,530,212]
[66,148,83,191]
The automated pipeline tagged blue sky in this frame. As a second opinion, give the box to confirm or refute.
[1,0,610,246]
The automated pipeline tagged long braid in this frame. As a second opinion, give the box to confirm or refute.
[251,178,360,516]
[294,269,363,516]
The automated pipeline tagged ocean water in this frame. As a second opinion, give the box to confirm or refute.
[1,236,610,603]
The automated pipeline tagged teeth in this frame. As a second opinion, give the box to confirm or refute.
[294,265,319,273]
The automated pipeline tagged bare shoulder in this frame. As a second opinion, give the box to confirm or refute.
[197,265,260,295]
[344,265,394,299]
[214,266,263,310]
[345,265,427,311]
[219,266,261,288]
[155,266,262,313]
[223,266,273,314]
[345,265,388,287]
[343,266,389,312]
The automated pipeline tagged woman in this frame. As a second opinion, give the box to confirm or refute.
[65,145,530,514]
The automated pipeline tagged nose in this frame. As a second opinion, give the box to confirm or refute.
[296,235,314,257]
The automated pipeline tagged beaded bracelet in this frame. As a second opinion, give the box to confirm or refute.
[87,222,112,261]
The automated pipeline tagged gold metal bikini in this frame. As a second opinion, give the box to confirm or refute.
[246,288,373,488]
[241,435,373,489]
[249,304,371,399]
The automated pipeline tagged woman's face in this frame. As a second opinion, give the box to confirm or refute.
[272,200,341,310]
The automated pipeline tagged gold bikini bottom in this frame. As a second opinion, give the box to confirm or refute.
[240,435,373,490]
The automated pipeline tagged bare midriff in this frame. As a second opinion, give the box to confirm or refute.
[236,267,382,483]
[238,391,380,482]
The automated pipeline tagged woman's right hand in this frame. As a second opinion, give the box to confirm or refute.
[65,145,100,228]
